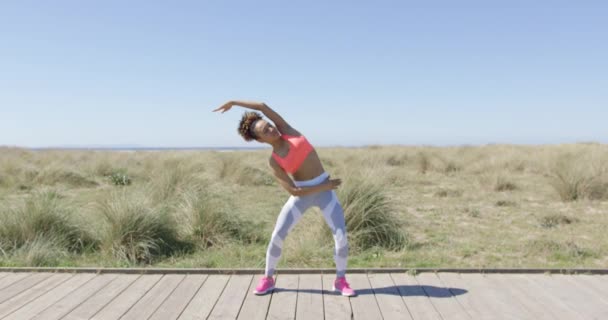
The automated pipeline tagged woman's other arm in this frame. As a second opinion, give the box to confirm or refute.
[268,158,340,197]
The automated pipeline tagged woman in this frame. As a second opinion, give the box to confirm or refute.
[213,100,356,297]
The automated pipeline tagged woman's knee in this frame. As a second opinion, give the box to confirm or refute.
[334,230,349,258]
[267,233,283,257]
[333,227,348,248]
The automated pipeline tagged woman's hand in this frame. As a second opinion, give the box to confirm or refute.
[326,178,342,190]
[212,101,234,113]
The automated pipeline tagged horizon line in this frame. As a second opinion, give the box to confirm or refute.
[1,140,606,150]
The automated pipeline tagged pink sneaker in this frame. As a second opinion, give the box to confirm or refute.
[333,276,356,296]
[253,276,275,295]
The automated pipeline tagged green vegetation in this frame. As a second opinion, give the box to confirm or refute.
[0,143,606,269]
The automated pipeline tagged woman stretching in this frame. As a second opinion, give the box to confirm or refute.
[213,100,356,297]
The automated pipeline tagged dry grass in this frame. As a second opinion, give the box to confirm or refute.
[494,176,518,191]
[322,174,408,252]
[94,190,190,265]
[1,143,607,269]
[0,190,96,253]
[549,151,608,201]
[173,187,266,249]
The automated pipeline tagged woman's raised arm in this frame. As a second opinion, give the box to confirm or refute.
[213,100,295,134]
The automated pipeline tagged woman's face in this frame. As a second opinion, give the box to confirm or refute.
[253,119,281,143]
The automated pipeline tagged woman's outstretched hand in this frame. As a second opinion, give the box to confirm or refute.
[327,178,342,190]
[212,101,234,113]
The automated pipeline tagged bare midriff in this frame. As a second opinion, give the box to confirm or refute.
[290,148,326,181]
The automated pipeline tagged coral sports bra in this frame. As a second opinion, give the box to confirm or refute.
[272,134,314,174]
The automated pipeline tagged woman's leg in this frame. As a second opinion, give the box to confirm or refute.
[265,195,315,277]
[316,190,349,278]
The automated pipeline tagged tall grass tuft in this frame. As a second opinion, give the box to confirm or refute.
[443,161,462,174]
[322,177,407,252]
[434,188,463,198]
[386,154,408,167]
[217,154,274,186]
[174,189,265,249]
[8,235,71,267]
[34,166,98,188]
[417,152,431,174]
[495,200,516,207]
[0,190,96,254]
[235,166,275,186]
[538,214,580,228]
[494,176,518,191]
[218,154,242,179]
[147,159,197,203]
[95,191,192,264]
[549,153,608,201]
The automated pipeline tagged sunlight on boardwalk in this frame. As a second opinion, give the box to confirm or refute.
[0,271,606,319]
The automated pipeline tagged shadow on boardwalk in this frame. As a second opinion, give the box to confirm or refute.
[274,285,468,297]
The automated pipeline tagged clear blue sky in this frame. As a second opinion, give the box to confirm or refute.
[1,0,607,148]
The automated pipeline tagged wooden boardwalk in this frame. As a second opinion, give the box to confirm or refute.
[0,271,606,319]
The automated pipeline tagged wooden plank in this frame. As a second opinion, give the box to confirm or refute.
[120,274,185,320]
[178,274,230,320]
[0,273,72,318]
[30,274,118,320]
[596,274,608,286]
[389,272,441,320]
[237,275,273,320]
[562,274,608,311]
[267,274,299,320]
[207,274,252,320]
[484,273,559,320]
[5,271,607,320]
[91,274,163,320]
[0,273,9,280]
[415,272,471,320]
[322,273,351,320]
[4,273,96,320]
[347,273,382,320]
[590,274,608,287]
[457,273,535,320]
[295,273,324,320]
[368,272,412,320]
[576,274,608,297]
[0,272,53,303]
[535,273,608,319]
[62,274,140,320]
[149,274,208,320]
[435,272,487,319]
[0,272,31,291]
[512,273,586,319]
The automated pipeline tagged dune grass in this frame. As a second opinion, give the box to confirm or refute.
[549,151,608,201]
[323,175,408,252]
[173,187,266,249]
[94,190,192,265]
[0,143,607,269]
[0,190,96,253]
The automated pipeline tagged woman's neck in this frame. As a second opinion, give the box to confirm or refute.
[270,138,288,153]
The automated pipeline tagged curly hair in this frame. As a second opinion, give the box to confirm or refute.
[238,111,263,141]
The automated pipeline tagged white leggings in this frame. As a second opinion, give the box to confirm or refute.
[265,171,349,277]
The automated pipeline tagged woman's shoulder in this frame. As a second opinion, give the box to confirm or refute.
[280,126,302,137]
[282,132,313,147]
